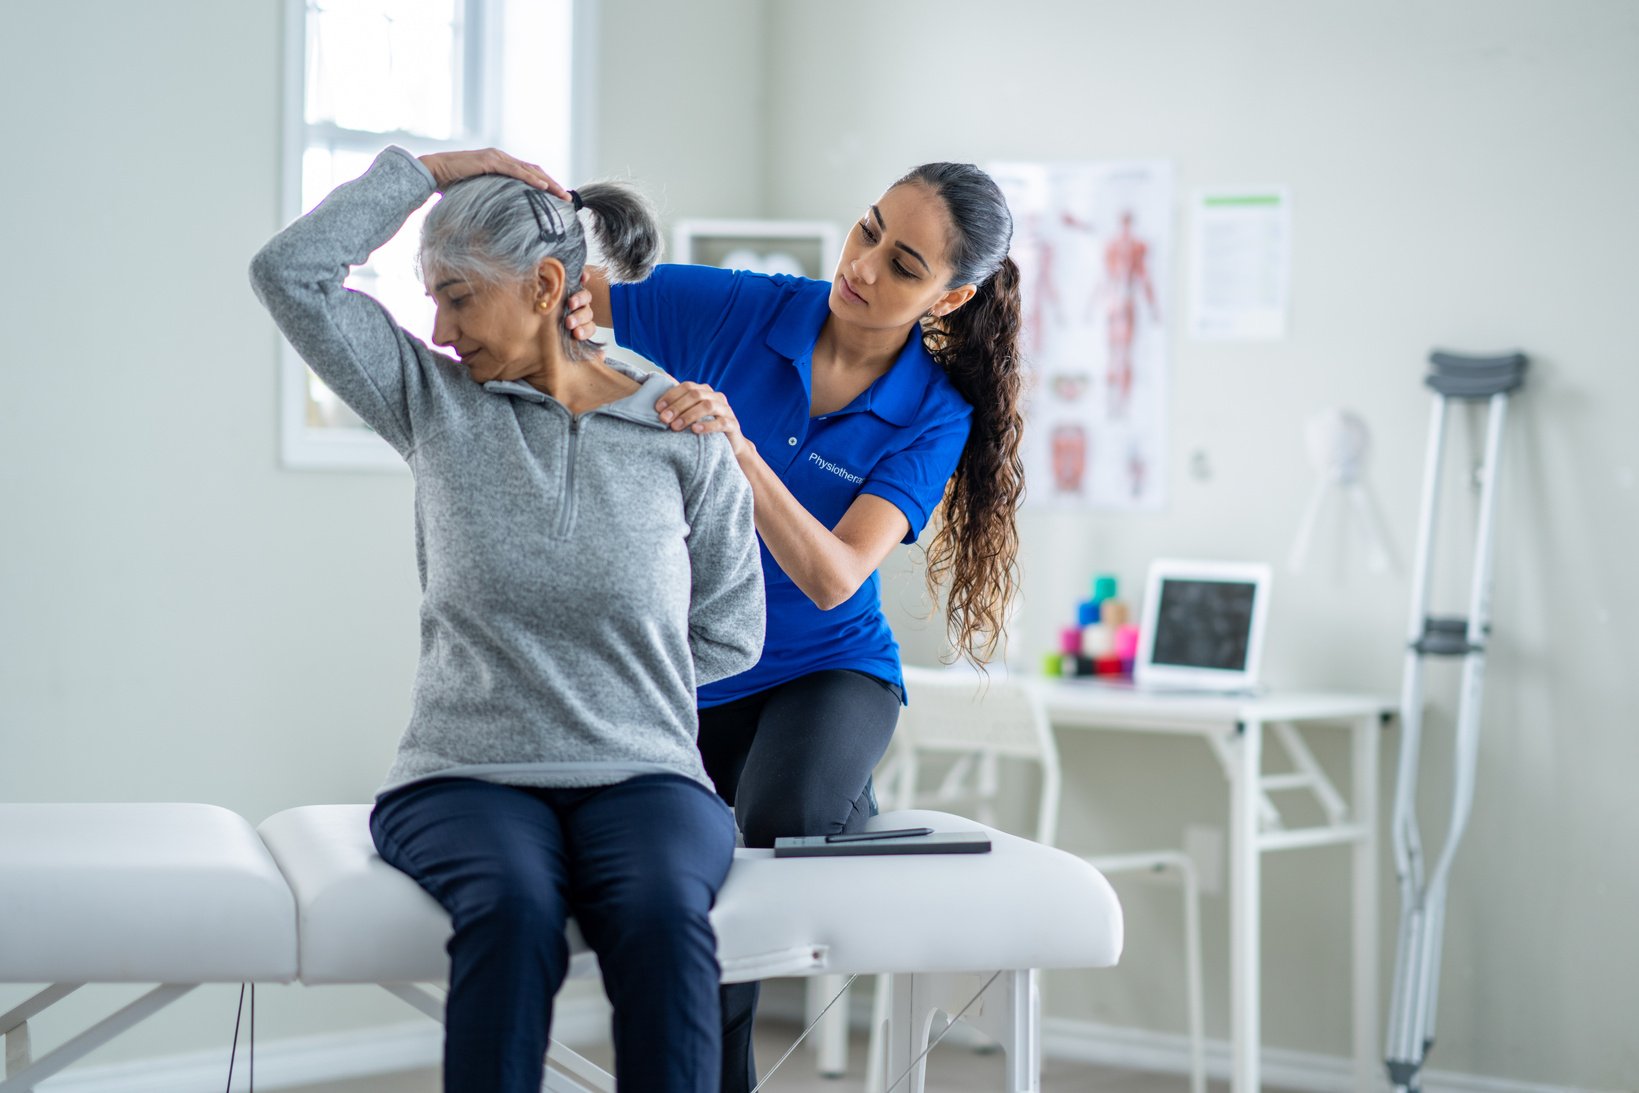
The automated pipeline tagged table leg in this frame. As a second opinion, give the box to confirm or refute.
[1352,714,1381,1092]
[1230,717,1263,1093]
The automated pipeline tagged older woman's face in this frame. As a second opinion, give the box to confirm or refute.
[426,274,545,385]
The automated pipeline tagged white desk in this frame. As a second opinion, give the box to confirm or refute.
[1036,680,1392,1093]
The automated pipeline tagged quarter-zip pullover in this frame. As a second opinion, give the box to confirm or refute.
[250,147,764,796]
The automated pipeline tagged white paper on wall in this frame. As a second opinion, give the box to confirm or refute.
[989,161,1173,511]
[1188,187,1292,341]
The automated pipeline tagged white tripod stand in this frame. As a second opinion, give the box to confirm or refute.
[1288,408,1396,575]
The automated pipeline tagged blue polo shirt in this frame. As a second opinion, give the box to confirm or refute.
[611,264,974,706]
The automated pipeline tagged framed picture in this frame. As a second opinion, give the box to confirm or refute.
[672,219,840,280]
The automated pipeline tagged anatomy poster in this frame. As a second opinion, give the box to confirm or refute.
[990,161,1173,510]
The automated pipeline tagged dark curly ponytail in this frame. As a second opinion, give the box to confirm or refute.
[895,163,1026,668]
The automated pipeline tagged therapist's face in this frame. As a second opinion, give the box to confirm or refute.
[830,181,976,333]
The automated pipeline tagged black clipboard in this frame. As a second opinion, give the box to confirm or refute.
[773,830,992,858]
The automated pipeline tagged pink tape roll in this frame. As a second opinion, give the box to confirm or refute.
[1114,624,1141,659]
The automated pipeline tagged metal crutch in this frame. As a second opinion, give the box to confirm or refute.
[1385,350,1528,1093]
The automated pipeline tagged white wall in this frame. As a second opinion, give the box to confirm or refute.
[0,0,428,1061]
[760,2,1639,1088]
[1,0,1634,1088]
[0,0,765,1070]
[591,0,767,227]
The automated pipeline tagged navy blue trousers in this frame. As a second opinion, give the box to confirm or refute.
[370,773,737,1093]
[697,669,904,1093]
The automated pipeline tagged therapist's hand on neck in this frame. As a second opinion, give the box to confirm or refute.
[565,288,599,341]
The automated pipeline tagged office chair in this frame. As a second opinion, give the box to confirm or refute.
[809,664,1206,1093]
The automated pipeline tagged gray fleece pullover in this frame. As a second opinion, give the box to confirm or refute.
[250,146,765,796]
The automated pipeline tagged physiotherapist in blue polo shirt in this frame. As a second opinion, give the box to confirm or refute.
[564,162,1027,1092]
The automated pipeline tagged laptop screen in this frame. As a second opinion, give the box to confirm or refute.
[1150,578,1258,671]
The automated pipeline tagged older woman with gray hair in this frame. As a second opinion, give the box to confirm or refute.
[250,146,764,1093]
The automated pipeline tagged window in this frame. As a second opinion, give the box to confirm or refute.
[278,0,584,470]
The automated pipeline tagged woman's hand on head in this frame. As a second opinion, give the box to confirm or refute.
[656,382,752,458]
[416,148,569,199]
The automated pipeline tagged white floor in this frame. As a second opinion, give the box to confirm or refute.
[289,1019,1261,1092]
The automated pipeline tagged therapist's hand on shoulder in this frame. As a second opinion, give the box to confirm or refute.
[657,383,752,458]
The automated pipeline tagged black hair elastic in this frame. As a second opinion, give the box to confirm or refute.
[569,189,584,212]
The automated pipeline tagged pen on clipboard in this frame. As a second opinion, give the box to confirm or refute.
[823,826,934,843]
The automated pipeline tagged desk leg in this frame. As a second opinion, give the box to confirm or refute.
[1230,717,1263,1093]
[1352,714,1381,1092]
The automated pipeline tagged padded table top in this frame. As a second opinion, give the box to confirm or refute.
[258,805,1123,985]
[0,803,297,983]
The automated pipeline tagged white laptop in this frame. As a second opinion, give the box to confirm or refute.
[1102,558,1273,695]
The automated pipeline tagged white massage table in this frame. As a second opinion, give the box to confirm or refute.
[1,803,1122,1093]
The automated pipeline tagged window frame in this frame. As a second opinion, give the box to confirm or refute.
[276,0,593,471]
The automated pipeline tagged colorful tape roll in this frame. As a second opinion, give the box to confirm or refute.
[1079,624,1116,659]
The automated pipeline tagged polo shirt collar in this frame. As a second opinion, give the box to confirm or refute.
[764,280,939,427]
[765,282,830,383]
[868,333,940,427]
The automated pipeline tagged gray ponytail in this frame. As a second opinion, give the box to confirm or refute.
[572,181,661,284]
[419,174,660,359]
